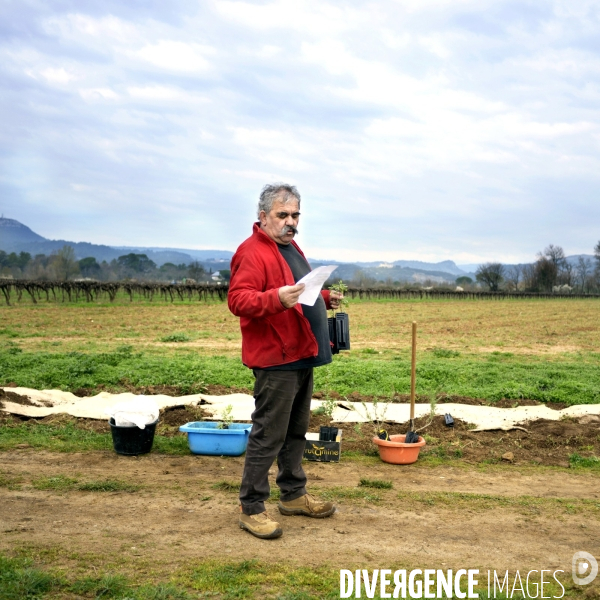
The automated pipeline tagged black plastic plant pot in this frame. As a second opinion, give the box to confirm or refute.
[328,312,351,354]
[319,426,339,441]
[110,418,158,456]
[335,313,350,351]
[328,317,339,354]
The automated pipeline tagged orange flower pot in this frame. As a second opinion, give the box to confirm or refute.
[372,434,426,464]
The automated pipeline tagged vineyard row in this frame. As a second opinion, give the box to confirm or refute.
[1,280,599,306]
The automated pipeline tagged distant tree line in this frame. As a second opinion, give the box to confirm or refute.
[0,246,230,284]
[335,241,600,294]
[334,241,600,294]
[2,279,597,307]
[474,242,600,293]
[2,241,598,294]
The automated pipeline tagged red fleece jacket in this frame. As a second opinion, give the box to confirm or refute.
[228,223,332,369]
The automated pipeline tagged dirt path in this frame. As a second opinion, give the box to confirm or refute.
[2,449,599,579]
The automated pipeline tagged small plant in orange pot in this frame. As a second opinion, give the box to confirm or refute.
[358,399,427,465]
[372,322,432,464]
[374,390,439,464]
[376,390,442,465]
[372,433,426,465]
[351,397,428,465]
[349,397,423,464]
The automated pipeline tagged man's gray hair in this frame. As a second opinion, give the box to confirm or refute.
[257,183,301,218]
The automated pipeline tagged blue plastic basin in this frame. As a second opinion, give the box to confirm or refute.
[179,421,252,456]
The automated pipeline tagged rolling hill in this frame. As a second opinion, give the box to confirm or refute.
[1,216,478,281]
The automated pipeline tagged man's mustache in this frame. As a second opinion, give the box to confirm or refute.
[281,225,298,235]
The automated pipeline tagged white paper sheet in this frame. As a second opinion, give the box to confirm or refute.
[297,265,338,306]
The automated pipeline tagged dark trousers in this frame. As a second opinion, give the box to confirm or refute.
[239,367,313,515]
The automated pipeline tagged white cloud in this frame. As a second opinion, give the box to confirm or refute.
[79,88,119,101]
[255,45,282,58]
[380,30,412,50]
[400,0,483,11]
[418,34,451,59]
[2,0,600,261]
[214,0,360,36]
[40,67,74,83]
[127,86,182,100]
[231,126,314,171]
[44,13,141,45]
[135,40,214,73]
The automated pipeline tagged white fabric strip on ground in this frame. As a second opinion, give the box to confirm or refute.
[2,386,600,431]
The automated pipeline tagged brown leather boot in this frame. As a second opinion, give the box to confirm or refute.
[239,509,283,539]
[278,493,335,518]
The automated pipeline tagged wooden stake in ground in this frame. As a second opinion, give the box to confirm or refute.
[405,321,420,443]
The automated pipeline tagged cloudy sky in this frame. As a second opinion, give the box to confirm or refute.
[1,0,599,264]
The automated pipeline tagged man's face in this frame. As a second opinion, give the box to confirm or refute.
[259,197,300,245]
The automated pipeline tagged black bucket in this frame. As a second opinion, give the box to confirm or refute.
[110,418,158,455]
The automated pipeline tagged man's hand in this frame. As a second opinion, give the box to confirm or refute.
[330,291,344,310]
[279,284,305,308]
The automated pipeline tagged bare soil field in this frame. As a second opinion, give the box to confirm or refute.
[2,445,600,591]
[3,298,600,356]
[2,405,600,592]
[2,298,600,596]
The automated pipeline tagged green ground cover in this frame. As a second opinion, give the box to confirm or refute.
[1,346,599,404]
[0,420,189,454]
[1,551,576,599]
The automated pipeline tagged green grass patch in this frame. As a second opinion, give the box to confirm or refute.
[0,347,251,393]
[0,554,59,599]
[0,470,24,489]
[2,346,600,405]
[0,327,41,339]
[0,327,21,338]
[0,421,189,454]
[569,453,600,469]
[76,479,140,492]
[211,479,241,493]
[31,475,79,491]
[0,552,194,599]
[315,353,600,405]
[420,444,465,462]
[396,490,600,515]
[69,573,129,598]
[32,475,140,493]
[159,332,193,343]
[177,559,341,599]
[313,485,382,503]
[430,347,461,358]
[338,451,380,463]
[0,552,342,599]
[0,550,581,599]
[358,477,393,489]
[0,421,112,452]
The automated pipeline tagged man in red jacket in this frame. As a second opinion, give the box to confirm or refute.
[228,183,342,539]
